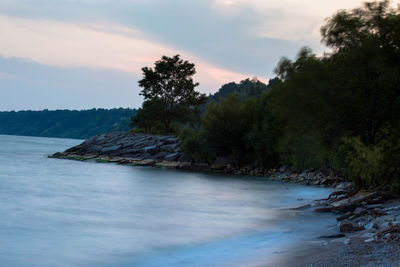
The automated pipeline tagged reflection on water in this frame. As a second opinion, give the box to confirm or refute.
[0,135,334,266]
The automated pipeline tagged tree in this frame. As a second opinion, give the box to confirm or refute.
[321,0,400,145]
[130,55,207,134]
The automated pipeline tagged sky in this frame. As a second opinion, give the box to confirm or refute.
[0,0,393,111]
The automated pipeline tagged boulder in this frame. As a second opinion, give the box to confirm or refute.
[164,137,178,144]
[101,145,122,153]
[152,151,169,160]
[120,148,143,155]
[164,152,180,162]
[160,144,178,153]
[340,221,364,232]
[86,145,103,154]
[143,145,159,155]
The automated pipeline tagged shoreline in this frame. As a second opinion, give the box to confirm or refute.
[51,132,400,266]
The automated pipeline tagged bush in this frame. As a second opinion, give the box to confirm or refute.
[246,93,281,168]
[178,127,213,163]
[335,137,384,189]
[202,93,252,163]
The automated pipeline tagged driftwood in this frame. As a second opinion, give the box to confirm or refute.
[376,223,400,242]
[315,190,380,213]
[336,212,353,221]
[327,190,348,200]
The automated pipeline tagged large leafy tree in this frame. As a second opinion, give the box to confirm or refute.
[131,55,207,134]
[321,0,400,145]
[271,0,400,181]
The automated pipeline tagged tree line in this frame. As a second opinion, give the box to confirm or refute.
[0,108,137,139]
[131,1,400,190]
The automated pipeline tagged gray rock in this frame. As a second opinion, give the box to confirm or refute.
[123,154,143,159]
[359,232,375,239]
[366,204,384,210]
[143,145,159,155]
[86,145,103,154]
[365,222,379,230]
[101,145,122,153]
[340,221,364,232]
[141,153,152,159]
[121,148,143,154]
[94,135,106,142]
[353,207,368,216]
[152,151,169,160]
[164,137,178,144]
[160,144,178,153]
[164,152,180,162]
[335,183,347,189]
[60,133,184,163]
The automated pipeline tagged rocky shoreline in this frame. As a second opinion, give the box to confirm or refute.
[51,132,400,265]
[50,132,351,186]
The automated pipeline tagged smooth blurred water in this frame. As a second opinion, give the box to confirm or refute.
[0,134,336,266]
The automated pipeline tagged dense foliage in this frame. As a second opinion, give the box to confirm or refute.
[180,1,400,190]
[0,108,137,139]
[131,55,207,135]
[207,77,279,103]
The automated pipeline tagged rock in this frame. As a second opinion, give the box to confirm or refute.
[177,155,192,163]
[119,148,143,155]
[365,222,379,230]
[335,182,347,189]
[319,234,346,239]
[86,145,103,154]
[142,145,159,155]
[160,144,178,153]
[366,204,384,210]
[299,172,307,178]
[135,139,156,148]
[340,221,365,232]
[155,161,181,168]
[337,211,353,221]
[101,145,122,153]
[163,137,178,144]
[136,159,156,166]
[353,207,368,216]
[359,232,375,239]
[141,152,152,159]
[330,191,378,210]
[384,205,400,212]
[152,151,168,160]
[164,152,180,162]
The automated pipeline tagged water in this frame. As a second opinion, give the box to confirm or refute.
[0,134,335,266]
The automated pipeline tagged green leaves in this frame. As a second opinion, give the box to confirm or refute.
[131,55,207,135]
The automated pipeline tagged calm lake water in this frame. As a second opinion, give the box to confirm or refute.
[0,134,335,266]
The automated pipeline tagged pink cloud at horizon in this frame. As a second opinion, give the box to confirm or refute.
[0,14,266,95]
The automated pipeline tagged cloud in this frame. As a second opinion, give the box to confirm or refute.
[2,0,392,110]
[0,0,304,77]
[0,14,261,94]
[211,0,369,41]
